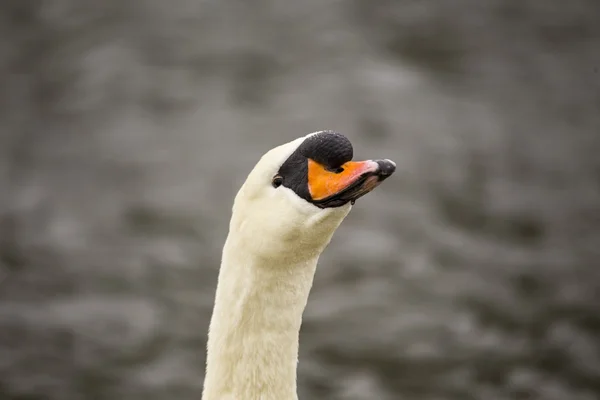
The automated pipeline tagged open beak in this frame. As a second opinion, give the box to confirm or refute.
[308,158,396,208]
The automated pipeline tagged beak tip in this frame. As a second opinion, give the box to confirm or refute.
[376,159,396,178]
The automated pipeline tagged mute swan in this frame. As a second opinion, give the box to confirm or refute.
[202,131,396,400]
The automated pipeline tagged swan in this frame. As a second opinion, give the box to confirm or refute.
[202,130,396,400]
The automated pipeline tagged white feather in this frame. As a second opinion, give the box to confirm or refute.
[202,132,352,400]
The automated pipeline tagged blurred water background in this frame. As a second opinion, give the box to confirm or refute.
[1,1,599,399]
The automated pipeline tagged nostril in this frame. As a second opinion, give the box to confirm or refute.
[324,166,344,173]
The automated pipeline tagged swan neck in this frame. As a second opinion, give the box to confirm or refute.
[203,237,320,400]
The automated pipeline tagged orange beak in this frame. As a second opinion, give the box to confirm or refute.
[307,159,379,201]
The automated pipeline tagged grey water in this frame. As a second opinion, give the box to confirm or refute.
[0,1,599,399]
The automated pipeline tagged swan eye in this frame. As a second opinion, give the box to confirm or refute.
[272,175,283,188]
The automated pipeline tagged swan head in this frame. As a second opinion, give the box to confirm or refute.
[229,130,396,262]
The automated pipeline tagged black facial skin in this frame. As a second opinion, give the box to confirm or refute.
[275,131,352,205]
[274,131,395,208]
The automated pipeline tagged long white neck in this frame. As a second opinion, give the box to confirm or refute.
[202,235,321,400]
